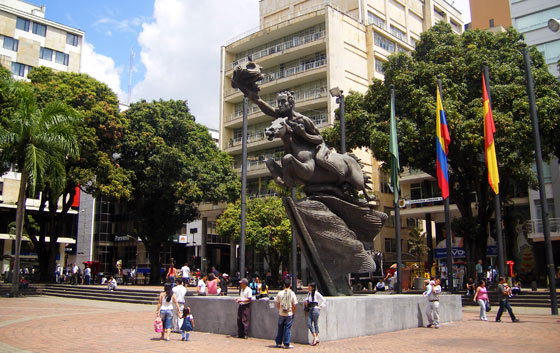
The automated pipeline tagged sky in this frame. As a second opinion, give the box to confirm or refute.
[33,0,471,129]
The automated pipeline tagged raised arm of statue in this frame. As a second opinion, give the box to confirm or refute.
[250,94,278,118]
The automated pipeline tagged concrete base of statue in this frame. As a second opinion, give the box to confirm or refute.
[184,293,462,344]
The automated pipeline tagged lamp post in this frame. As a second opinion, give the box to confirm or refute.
[330,87,345,153]
[239,96,248,281]
[548,18,560,32]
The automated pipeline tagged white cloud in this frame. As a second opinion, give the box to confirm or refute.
[131,0,259,128]
[80,41,126,101]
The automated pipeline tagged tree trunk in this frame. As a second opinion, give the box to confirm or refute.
[148,242,162,285]
[11,171,27,296]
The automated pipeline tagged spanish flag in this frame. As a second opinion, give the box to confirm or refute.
[483,74,500,195]
[436,86,451,199]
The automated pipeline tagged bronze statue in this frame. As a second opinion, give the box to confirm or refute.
[232,63,386,295]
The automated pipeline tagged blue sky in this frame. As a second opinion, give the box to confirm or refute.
[31,0,470,129]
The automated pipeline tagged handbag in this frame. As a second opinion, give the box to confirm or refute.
[154,315,163,333]
[485,300,491,312]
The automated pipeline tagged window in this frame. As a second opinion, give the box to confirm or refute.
[0,181,3,195]
[397,46,407,53]
[66,33,79,46]
[39,47,53,61]
[16,17,30,31]
[384,238,402,252]
[536,40,560,65]
[489,19,495,28]
[375,59,385,74]
[410,37,417,48]
[32,22,47,37]
[368,12,386,30]
[380,170,392,193]
[514,7,560,33]
[55,51,69,66]
[374,33,395,52]
[11,62,31,77]
[390,25,406,42]
[3,36,18,51]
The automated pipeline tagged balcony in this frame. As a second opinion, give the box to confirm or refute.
[526,218,560,242]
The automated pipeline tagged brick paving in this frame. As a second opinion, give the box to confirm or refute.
[0,296,558,353]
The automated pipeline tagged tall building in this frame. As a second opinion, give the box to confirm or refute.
[218,0,463,274]
[469,0,511,30]
[0,0,84,275]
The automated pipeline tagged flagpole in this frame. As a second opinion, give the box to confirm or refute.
[391,86,402,294]
[437,78,454,293]
[522,47,558,315]
[483,65,505,278]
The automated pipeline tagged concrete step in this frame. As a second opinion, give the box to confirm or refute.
[43,291,157,305]
[41,284,160,305]
[41,289,159,302]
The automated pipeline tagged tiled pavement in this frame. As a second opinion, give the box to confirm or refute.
[0,296,558,353]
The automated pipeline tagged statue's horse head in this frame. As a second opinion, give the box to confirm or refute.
[265,117,288,141]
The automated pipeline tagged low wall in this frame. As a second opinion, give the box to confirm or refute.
[184,293,462,344]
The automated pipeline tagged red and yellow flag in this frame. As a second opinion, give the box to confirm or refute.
[483,74,499,195]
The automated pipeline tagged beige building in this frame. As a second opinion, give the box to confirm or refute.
[217,0,463,273]
[0,0,83,78]
[0,0,83,275]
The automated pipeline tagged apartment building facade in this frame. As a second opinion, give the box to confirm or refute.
[218,0,463,274]
[0,0,84,275]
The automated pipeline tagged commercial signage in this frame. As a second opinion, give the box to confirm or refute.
[179,235,188,244]
[434,247,466,259]
[405,197,443,205]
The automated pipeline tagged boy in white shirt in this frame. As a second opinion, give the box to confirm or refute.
[274,278,298,348]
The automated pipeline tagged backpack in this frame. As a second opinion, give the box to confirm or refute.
[280,289,293,312]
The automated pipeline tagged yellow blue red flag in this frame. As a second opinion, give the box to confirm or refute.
[436,86,451,199]
[483,74,500,194]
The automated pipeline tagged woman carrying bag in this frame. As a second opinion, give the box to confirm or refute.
[473,280,489,321]
[304,282,326,346]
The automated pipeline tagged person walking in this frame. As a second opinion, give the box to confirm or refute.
[156,283,180,341]
[305,282,326,346]
[473,280,489,321]
[166,264,176,287]
[235,278,252,339]
[181,263,190,286]
[423,277,441,328]
[84,265,91,285]
[496,277,519,323]
[275,278,298,349]
[172,279,187,332]
[180,306,195,341]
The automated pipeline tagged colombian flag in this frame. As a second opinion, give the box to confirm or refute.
[483,74,500,194]
[436,86,451,199]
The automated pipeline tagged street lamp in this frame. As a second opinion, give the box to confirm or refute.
[329,87,345,153]
[548,18,560,32]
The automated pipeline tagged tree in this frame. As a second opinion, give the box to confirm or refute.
[21,67,132,282]
[407,228,428,262]
[120,99,239,284]
[0,78,79,295]
[324,23,560,278]
[217,196,291,284]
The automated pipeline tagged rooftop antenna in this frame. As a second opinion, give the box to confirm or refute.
[128,46,134,105]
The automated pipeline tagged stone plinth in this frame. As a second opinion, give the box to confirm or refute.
[185,294,462,344]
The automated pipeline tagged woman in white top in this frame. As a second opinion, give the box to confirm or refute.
[304,282,326,346]
[156,283,180,341]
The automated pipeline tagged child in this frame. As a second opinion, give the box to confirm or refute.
[180,306,194,341]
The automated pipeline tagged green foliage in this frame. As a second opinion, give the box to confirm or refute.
[27,67,132,200]
[325,23,560,267]
[120,99,240,282]
[407,228,429,260]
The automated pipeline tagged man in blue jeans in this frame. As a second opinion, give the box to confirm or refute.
[496,276,519,322]
[275,278,298,349]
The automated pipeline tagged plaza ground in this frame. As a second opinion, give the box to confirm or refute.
[0,296,558,353]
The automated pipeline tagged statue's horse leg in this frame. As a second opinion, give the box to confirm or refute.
[266,158,287,188]
[281,154,315,187]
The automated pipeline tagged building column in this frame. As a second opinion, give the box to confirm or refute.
[2,239,13,274]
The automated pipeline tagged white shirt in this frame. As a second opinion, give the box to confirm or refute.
[181,266,190,278]
[72,265,78,274]
[305,290,326,308]
[238,286,252,305]
[84,268,91,276]
[173,285,187,303]
[197,279,206,295]
[275,288,298,316]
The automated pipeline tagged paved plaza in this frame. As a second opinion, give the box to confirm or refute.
[0,296,558,353]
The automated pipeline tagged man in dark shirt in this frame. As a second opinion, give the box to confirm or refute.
[496,276,519,322]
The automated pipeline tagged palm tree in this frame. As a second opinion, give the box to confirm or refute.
[407,228,428,262]
[0,78,79,296]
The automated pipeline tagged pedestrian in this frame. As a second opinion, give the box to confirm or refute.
[375,278,386,292]
[465,277,475,296]
[130,265,136,285]
[475,259,484,283]
[172,278,187,332]
[423,277,441,328]
[166,263,176,287]
[219,273,229,296]
[207,273,221,295]
[274,278,298,349]
[107,276,117,291]
[304,282,326,346]
[180,306,195,341]
[72,263,79,285]
[181,263,190,286]
[211,266,219,277]
[496,277,519,323]
[257,279,269,299]
[235,278,252,339]
[197,274,207,296]
[84,265,91,285]
[249,276,259,296]
[156,283,180,341]
[473,280,489,321]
